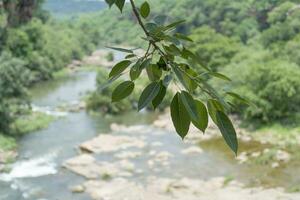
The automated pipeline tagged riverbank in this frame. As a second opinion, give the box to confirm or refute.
[0,49,116,169]
[0,112,56,174]
[63,114,300,200]
[154,112,300,168]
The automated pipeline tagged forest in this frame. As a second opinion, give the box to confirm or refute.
[1,0,300,156]
[0,0,300,199]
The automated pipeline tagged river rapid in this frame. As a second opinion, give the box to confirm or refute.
[0,62,299,199]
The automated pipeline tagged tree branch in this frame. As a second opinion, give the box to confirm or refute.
[129,0,167,58]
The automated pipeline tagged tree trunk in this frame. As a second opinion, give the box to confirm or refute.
[3,0,37,27]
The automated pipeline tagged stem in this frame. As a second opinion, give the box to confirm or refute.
[129,0,150,37]
[129,0,217,100]
[129,0,166,57]
[143,43,152,60]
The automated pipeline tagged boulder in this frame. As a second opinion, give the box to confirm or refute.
[181,146,203,155]
[70,185,85,193]
[63,154,120,179]
[80,134,145,154]
[275,150,291,163]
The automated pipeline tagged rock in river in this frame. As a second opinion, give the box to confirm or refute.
[80,134,145,153]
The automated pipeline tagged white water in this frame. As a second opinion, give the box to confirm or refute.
[31,104,68,117]
[0,153,57,182]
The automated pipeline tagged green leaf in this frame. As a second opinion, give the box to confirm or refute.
[138,82,161,111]
[173,64,197,92]
[207,99,224,124]
[174,33,193,42]
[163,74,172,87]
[146,64,162,82]
[109,60,131,78]
[145,22,159,32]
[105,0,115,7]
[192,100,208,133]
[154,15,167,25]
[140,1,150,19]
[164,44,182,56]
[181,49,210,71]
[106,46,133,54]
[140,58,152,70]
[163,20,186,31]
[184,67,198,91]
[208,72,231,82]
[152,82,167,109]
[216,111,238,155]
[130,60,142,81]
[171,93,190,139]
[125,54,136,59]
[226,92,252,106]
[112,81,135,102]
[164,35,181,46]
[179,91,199,122]
[115,0,126,12]
[157,56,168,71]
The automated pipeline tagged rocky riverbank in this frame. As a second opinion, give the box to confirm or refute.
[64,113,300,200]
[154,112,299,169]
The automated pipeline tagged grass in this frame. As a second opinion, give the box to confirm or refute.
[0,134,17,151]
[240,122,300,166]
[252,148,277,165]
[287,185,300,193]
[53,68,70,79]
[101,173,112,181]
[0,112,55,165]
[13,112,55,135]
[247,123,300,146]
[223,175,235,187]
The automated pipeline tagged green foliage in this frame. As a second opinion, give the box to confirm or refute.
[12,112,55,136]
[138,82,161,111]
[112,81,135,102]
[105,0,240,154]
[109,60,132,78]
[191,100,208,133]
[0,4,104,136]
[216,111,238,155]
[0,52,30,134]
[140,2,150,19]
[87,68,132,114]
[171,93,191,139]
[219,48,300,122]
[189,26,240,71]
[106,52,115,62]
[87,67,173,114]
[0,135,17,151]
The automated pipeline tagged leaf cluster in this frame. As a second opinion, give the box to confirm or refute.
[105,0,249,155]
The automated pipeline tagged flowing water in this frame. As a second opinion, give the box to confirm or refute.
[0,68,299,199]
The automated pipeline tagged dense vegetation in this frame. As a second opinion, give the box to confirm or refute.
[1,0,300,152]
[88,0,300,124]
[0,0,102,139]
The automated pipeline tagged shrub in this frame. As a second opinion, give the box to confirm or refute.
[0,52,30,134]
[5,28,33,57]
[86,68,133,114]
[106,52,114,62]
[189,26,240,72]
[218,48,300,122]
[86,68,173,114]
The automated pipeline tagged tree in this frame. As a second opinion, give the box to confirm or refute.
[104,0,251,155]
[1,0,47,27]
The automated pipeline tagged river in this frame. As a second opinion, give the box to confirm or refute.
[0,67,299,199]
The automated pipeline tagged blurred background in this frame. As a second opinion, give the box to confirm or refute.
[0,0,300,199]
